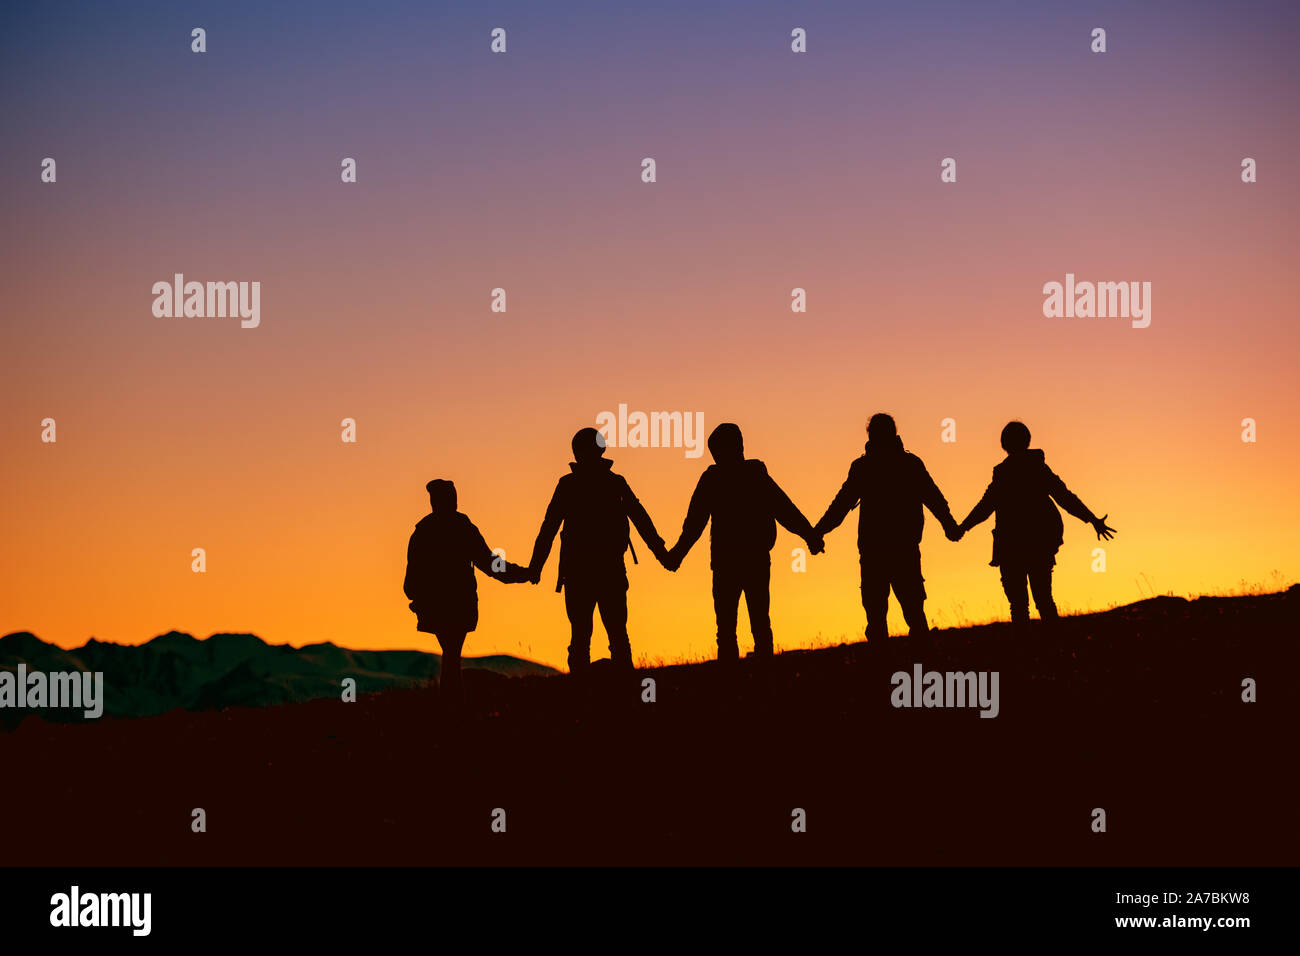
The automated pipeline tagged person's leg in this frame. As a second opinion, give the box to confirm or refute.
[744,555,774,658]
[564,583,597,674]
[999,563,1030,626]
[712,563,743,663]
[1028,560,1059,622]
[860,559,891,642]
[596,576,633,670]
[892,548,929,637]
[435,631,466,711]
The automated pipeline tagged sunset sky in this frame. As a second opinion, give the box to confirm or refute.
[3,0,1297,669]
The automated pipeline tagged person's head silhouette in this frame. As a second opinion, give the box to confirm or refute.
[866,413,897,443]
[707,423,744,464]
[571,427,607,463]
[1000,421,1031,454]
[426,478,457,513]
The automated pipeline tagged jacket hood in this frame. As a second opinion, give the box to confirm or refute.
[416,510,466,528]
[569,457,615,474]
[996,448,1046,471]
[863,435,905,456]
[709,457,763,471]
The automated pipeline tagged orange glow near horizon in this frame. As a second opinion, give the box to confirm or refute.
[5,260,1297,668]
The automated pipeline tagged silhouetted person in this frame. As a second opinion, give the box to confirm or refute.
[954,421,1115,628]
[815,413,959,641]
[528,428,670,673]
[403,479,531,712]
[666,423,823,663]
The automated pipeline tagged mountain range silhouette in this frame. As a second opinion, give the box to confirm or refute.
[0,630,555,727]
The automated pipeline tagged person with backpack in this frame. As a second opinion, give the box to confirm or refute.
[814,413,961,641]
[403,479,533,712]
[526,427,671,673]
[665,423,824,663]
[953,421,1116,629]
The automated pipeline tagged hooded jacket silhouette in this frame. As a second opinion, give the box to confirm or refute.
[528,430,668,672]
[529,456,665,593]
[676,459,816,567]
[815,422,958,640]
[961,448,1098,568]
[957,422,1114,628]
[403,509,528,635]
[816,434,956,553]
[669,423,821,661]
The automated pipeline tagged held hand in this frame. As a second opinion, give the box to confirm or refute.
[806,533,825,556]
[526,564,542,585]
[1092,515,1117,540]
[662,544,682,572]
[945,523,964,542]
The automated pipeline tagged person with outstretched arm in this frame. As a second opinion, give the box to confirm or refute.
[953,421,1115,629]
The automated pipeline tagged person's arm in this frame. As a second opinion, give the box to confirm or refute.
[402,527,423,600]
[466,518,529,583]
[621,477,668,563]
[527,480,566,582]
[814,462,861,536]
[1045,467,1096,524]
[918,461,959,537]
[958,481,996,533]
[766,469,821,550]
[1046,467,1115,538]
[670,472,712,566]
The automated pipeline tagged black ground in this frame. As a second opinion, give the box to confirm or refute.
[5,588,1293,866]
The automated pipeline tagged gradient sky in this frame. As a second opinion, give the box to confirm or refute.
[3,0,1298,668]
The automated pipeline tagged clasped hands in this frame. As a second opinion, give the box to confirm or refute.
[657,541,683,572]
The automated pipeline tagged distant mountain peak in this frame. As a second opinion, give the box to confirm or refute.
[0,631,47,650]
[146,631,201,645]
